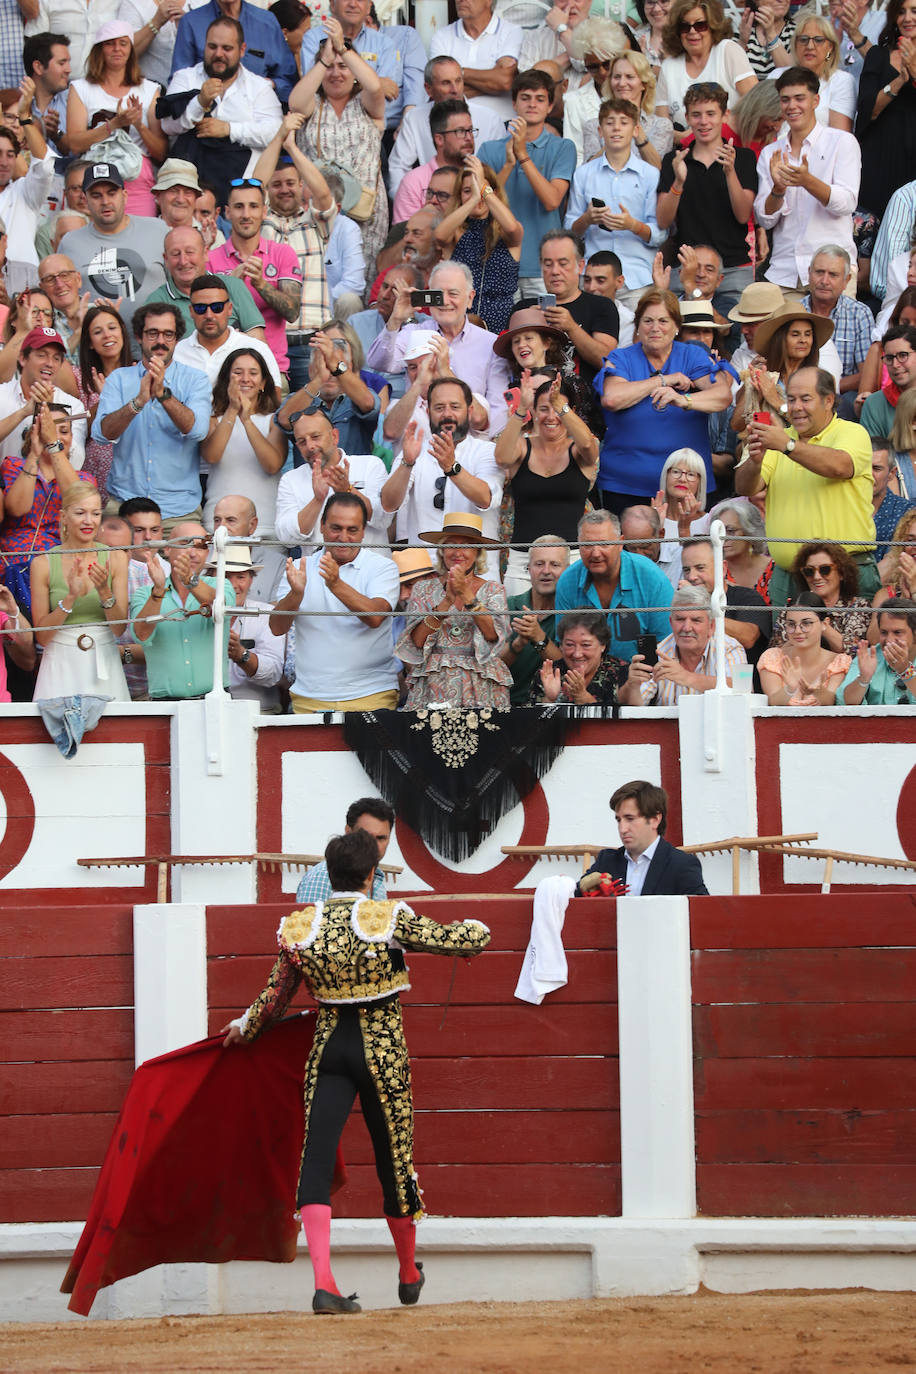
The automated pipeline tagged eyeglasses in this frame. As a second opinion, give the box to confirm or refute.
[584,59,612,74]
[786,617,819,632]
[191,300,230,314]
[425,188,452,203]
[679,18,709,32]
[801,562,835,579]
[433,475,447,510]
[39,270,78,285]
[229,177,262,189]
[797,33,829,44]
[669,467,697,479]
[445,125,476,137]
[143,328,177,340]
[883,348,915,365]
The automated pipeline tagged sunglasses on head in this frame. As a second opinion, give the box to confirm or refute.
[229,177,263,189]
[801,562,834,579]
[191,300,230,314]
[679,17,709,32]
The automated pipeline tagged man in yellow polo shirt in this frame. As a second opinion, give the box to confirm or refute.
[736,366,876,606]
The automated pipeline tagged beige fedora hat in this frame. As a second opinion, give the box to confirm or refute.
[392,547,435,583]
[419,511,499,546]
[727,281,786,323]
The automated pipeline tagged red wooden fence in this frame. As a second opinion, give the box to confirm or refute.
[206,894,622,1219]
[692,893,916,1216]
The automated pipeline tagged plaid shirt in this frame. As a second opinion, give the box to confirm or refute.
[800,293,873,379]
[296,859,386,904]
[0,459,95,561]
[0,0,24,88]
[262,204,335,334]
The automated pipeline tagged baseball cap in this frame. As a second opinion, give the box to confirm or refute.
[21,326,66,353]
[82,162,125,192]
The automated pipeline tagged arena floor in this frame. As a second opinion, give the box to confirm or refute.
[3,1292,913,1372]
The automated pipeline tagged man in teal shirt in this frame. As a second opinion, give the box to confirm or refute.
[145,226,266,339]
[838,600,916,705]
[130,522,235,699]
[501,536,569,704]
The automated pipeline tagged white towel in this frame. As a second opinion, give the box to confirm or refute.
[514,874,576,1005]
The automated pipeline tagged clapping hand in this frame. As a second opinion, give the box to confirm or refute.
[650,488,668,523]
[87,559,112,595]
[511,606,542,643]
[65,556,91,600]
[446,564,470,603]
[285,555,307,598]
[651,250,671,291]
[402,419,422,467]
[431,429,456,472]
[715,138,736,173]
[318,549,340,588]
[561,667,592,703]
[539,658,563,701]
[855,639,877,684]
[169,546,193,585]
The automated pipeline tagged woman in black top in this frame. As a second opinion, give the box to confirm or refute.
[494,372,599,596]
[855,0,916,218]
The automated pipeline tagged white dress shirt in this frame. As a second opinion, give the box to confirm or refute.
[0,150,56,291]
[274,448,389,553]
[754,122,860,288]
[385,433,504,578]
[625,836,660,897]
[161,62,283,156]
[429,14,524,121]
[0,377,87,469]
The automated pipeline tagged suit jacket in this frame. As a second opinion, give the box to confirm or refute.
[577,837,708,897]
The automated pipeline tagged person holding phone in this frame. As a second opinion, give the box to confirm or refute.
[212,544,285,711]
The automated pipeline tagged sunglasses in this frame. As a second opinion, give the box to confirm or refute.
[433,475,447,511]
[679,18,709,32]
[229,177,262,189]
[191,300,230,314]
[801,563,835,579]
[584,59,612,74]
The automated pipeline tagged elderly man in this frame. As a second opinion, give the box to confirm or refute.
[95,302,211,525]
[297,795,396,903]
[270,491,400,713]
[381,376,503,565]
[172,273,280,385]
[349,263,422,398]
[211,492,283,602]
[500,535,569,705]
[388,55,507,186]
[170,0,297,103]
[839,599,916,705]
[35,254,88,361]
[373,206,442,295]
[679,537,770,670]
[428,0,524,123]
[620,584,747,705]
[275,408,388,556]
[130,521,235,699]
[800,245,873,418]
[367,261,511,433]
[0,326,87,467]
[392,99,475,225]
[522,231,619,387]
[620,504,662,562]
[216,545,284,711]
[151,160,202,230]
[861,326,916,441]
[145,226,265,337]
[555,509,673,659]
[736,365,877,605]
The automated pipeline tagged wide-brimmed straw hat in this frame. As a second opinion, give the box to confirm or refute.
[750,302,834,356]
[727,281,786,323]
[392,547,435,583]
[493,306,567,360]
[679,300,731,333]
[419,511,499,546]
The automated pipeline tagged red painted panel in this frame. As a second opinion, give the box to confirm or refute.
[0,1009,134,1062]
[697,1163,916,1217]
[330,1163,622,1219]
[340,1109,620,1166]
[690,893,916,950]
[1,1114,117,1169]
[696,1109,916,1165]
[409,1056,618,1111]
[0,1167,98,1223]
[207,951,617,1009]
[0,956,133,1012]
[693,1003,916,1059]
[691,949,916,1004]
[694,1057,916,1111]
[0,907,132,959]
[0,1059,133,1115]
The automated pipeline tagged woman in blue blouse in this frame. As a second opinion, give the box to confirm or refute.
[595,289,733,513]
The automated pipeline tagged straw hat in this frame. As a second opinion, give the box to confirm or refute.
[679,300,730,332]
[727,281,786,323]
[418,511,499,546]
[151,159,201,194]
[493,306,567,360]
[750,302,834,357]
[392,547,435,583]
[206,545,263,574]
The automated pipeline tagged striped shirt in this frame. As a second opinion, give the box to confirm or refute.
[637,631,747,705]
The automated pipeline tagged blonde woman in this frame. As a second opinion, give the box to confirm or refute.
[433,156,522,334]
[588,51,674,167]
[779,8,856,130]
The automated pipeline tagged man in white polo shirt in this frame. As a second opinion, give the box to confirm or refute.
[274,407,389,555]
[429,0,523,124]
[269,490,399,712]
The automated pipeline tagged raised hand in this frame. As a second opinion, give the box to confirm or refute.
[671,144,689,187]
[539,658,563,701]
[854,639,877,683]
[769,149,792,195]
[324,14,345,51]
[139,547,167,591]
[66,556,91,599]
[324,456,351,492]
[561,667,592,703]
[650,488,668,523]
[431,429,456,473]
[318,549,340,588]
[285,555,307,598]
[402,419,423,467]
[715,138,736,173]
[651,250,671,291]
[511,607,541,642]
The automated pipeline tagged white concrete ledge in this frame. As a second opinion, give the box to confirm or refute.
[4,1218,916,1323]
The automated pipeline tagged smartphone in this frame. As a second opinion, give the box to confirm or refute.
[504,386,521,413]
[590,197,606,208]
[410,289,444,308]
[241,638,255,650]
[753,411,772,425]
[636,633,658,666]
[537,293,556,310]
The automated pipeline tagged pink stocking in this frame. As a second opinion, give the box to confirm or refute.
[301,1204,339,1294]
[386,1215,420,1284]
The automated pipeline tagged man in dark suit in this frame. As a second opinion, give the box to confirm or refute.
[577,780,708,897]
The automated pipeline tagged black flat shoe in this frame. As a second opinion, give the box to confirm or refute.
[398,1261,425,1306]
[313,1289,361,1314]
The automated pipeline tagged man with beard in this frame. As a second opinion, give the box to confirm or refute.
[380,376,504,576]
[94,303,211,526]
[172,274,280,386]
[58,164,168,337]
[275,408,388,554]
[208,177,302,378]
[170,0,296,103]
[269,491,400,712]
[161,18,283,205]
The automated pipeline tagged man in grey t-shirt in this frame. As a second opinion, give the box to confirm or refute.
[58,163,168,338]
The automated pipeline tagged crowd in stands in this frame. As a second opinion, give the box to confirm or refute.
[0,0,915,712]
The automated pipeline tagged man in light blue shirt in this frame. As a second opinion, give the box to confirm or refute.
[94,301,212,522]
[296,795,395,903]
[555,510,673,659]
[565,97,663,291]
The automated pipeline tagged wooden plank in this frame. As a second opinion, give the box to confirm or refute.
[696,1109,916,1166]
[206,1004,620,1058]
[693,1003,916,1059]
[0,1060,133,1115]
[694,1057,916,1111]
[0,1167,99,1223]
[697,1163,916,1218]
[0,1009,134,1062]
[207,951,617,1009]
[0,957,133,1012]
[0,908,132,959]
[410,1056,618,1111]
[1,1114,118,1169]
[331,1163,622,1219]
[343,1109,620,1166]
[690,893,916,950]
[691,949,916,1005]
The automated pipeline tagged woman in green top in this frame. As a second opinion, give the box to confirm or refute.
[30,479,130,700]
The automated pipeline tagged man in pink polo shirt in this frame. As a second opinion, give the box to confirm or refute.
[208,177,303,376]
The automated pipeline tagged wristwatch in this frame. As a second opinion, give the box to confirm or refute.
[186,572,201,588]
[100,594,116,609]
[240,648,251,665]
[689,287,703,300]
[158,386,173,402]
[43,439,64,453]
[444,462,463,477]
[779,401,789,416]
[332,360,348,376]
[534,636,549,652]
[785,438,797,455]
[555,20,569,32]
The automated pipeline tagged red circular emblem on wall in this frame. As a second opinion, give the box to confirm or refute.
[395,782,550,891]
[0,751,37,880]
